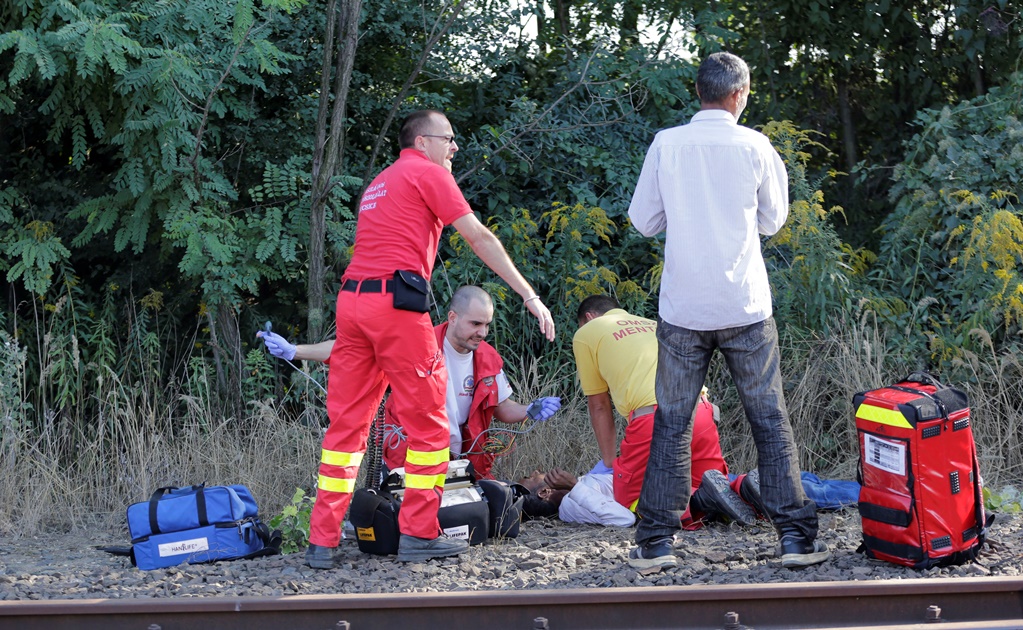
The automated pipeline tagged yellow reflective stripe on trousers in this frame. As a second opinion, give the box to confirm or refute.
[856,403,914,429]
[405,473,446,490]
[318,474,355,494]
[405,447,450,467]
[320,449,363,467]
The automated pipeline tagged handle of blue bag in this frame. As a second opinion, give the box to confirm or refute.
[195,486,209,527]
[148,483,208,535]
[148,486,175,535]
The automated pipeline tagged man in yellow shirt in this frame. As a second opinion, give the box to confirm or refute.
[571,294,754,527]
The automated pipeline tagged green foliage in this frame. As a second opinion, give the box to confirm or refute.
[762,121,874,333]
[0,189,71,296]
[243,346,276,403]
[268,486,314,554]
[871,73,1023,365]
[690,0,1021,247]
[984,485,1022,514]
[2,0,306,302]
[0,329,29,438]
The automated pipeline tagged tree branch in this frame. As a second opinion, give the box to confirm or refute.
[455,46,599,185]
[358,0,466,190]
[189,22,257,175]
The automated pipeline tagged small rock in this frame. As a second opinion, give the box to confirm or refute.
[966,563,991,576]
[704,550,729,563]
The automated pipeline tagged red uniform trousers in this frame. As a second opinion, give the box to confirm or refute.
[612,399,728,529]
[308,283,450,546]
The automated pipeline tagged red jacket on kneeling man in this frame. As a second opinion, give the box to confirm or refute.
[383,322,504,480]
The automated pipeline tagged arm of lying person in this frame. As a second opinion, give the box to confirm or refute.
[545,467,578,490]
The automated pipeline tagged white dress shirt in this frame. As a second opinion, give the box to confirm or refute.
[558,473,636,527]
[628,109,789,331]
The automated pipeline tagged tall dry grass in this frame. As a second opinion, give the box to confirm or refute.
[0,359,321,537]
[711,318,1023,490]
[3,318,1023,538]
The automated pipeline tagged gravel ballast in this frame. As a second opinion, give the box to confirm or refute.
[1,510,1020,600]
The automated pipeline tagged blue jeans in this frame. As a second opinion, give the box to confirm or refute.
[635,317,819,545]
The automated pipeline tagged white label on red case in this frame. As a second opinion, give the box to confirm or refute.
[158,537,210,557]
[441,524,470,540]
[864,434,906,476]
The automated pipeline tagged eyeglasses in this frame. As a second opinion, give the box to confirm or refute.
[422,134,456,145]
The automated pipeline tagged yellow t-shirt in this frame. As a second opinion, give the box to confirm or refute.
[572,308,658,417]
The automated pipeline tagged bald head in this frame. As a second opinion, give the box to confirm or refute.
[449,285,492,315]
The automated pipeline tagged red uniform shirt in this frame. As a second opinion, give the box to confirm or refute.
[344,149,473,280]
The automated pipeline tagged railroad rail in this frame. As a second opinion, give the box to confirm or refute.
[2,576,1022,629]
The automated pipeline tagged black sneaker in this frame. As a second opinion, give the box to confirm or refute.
[305,543,335,569]
[627,537,677,570]
[396,533,469,562]
[778,532,831,568]
[693,469,758,526]
[739,469,768,518]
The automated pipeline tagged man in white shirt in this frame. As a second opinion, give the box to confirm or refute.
[626,52,829,571]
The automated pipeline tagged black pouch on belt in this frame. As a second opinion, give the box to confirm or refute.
[392,270,429,313]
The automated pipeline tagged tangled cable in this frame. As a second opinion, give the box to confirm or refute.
[381,417,543,458]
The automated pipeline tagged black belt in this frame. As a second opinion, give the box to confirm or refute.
[342,278,394,293]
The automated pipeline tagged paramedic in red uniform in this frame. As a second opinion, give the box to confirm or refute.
[304,110,556,568]
[257,286,562,481]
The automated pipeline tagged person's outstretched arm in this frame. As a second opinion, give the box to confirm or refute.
[493,396,561,424]
[452,213,555,342]
[257,331,333,363]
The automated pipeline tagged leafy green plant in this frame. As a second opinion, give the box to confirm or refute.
[269,487,315,554]
[0,329,29,438]
[870,72,1023,367]
[243,348,276,404]
[762,120,873,335]
[984,485,1022,515]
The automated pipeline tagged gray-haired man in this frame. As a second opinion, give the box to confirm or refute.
[626,52,829,571]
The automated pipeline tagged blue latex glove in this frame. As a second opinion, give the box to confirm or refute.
[588,461,613,475]
[525,396,561,422]
[258,330,297,361]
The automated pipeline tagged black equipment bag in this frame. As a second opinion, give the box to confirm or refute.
[349,460,523,556]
